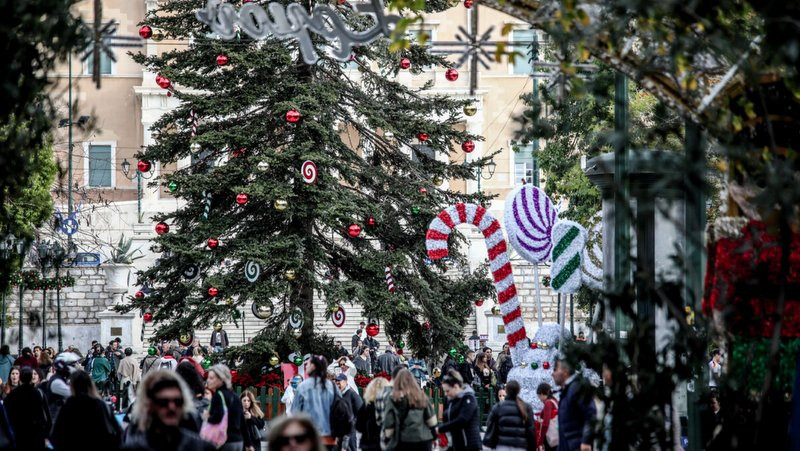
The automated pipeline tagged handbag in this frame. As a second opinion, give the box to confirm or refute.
[545,398,559,447]
[248,419,264,441]
[200,391,229,448]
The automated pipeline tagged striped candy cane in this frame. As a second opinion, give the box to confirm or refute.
[385,266,395,293]
[426,203,527,349]
[190,110,198,138]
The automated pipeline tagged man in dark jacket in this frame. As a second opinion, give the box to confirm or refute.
[553,358,596,451]
[458,350,477,387]
[376,347,399,374]
[5,367,51,451]
[439,370,482,451]
[336,373,363,451]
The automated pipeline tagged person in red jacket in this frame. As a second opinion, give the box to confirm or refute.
[536,383,558,451]
[13,347,39,369]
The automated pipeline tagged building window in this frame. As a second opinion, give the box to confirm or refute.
[84,50,113,75]
[513,143,538,186]
[510,29,536,75]
[88,145,113,187]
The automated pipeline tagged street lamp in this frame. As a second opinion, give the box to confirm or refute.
[34,241,54,348]
[51,242,69,352]
[0,234,17,346]
[121,157,154,223]
[474,158,497,193]
[11,237,28,354]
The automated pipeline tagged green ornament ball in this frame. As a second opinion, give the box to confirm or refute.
[232,310,241,319]
[457,355,465,364]
[396,339,405,349]
[293,356,303,366]
[411,206,420,215]
[201,359,211,370]
[147,346,157,356]
[167,181,178,192]
[530,362,539,370]
[448,347,457,357]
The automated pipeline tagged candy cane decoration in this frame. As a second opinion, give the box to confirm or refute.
[190,110,198,138]
[427,203,527,350]
[385,266,395,293]
[202,191,212,220]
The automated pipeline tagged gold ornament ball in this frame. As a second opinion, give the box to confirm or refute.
[290,328,303,338]
[257,161,269,172]
[463,105,477,116]
[190,142,201,153]
[274,199,288,211]
[433,175,444,187]
[254,303,273,319]
[284,269,296,281]
[433,368,442,377]
[329,305,340,313]
[491,305,501,315]
[269,356,280,366]
[225,297,234,306]
[151,30,165,42]
[179,334,191,344]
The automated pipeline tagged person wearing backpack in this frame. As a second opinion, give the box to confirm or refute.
[51,369,122,450]
[482,380,536,451]
[356,377,390,451]
[292,355,337,449]
[335,373,362,451]
[381,369,437,451]
[536,383,558,451]
[156,352,178,372]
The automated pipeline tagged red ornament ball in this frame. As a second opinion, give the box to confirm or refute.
[366,323,380,337]
[155,222,170,235]
[167,92,172,97]
[135,291,145,300]
[418,132,429,142]
[337,0,347,5]
[207,238,219,249]
[139,25,153,39]
[155,74,171,89]
[542,361,550,370]
[137,159,152,173]
[236,193,249,205]
[475,298,484,307]
[464,0,473,7]
[423,322,431,330]
[110,395,117,403]
[216,54,229,66]
[461,140,475,153]
[530,341,538,349]
[419,187,428,194]
[286,109,301,123]
[396,348,403,355]
[208,287,219,297]
[232,148,246,158]
[366,216,376,227]
[400,58,411,69]
[143,312,153,323]
[445,68,459,82]
[348,224,362,237]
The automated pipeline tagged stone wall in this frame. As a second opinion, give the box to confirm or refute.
[4,266,126,353]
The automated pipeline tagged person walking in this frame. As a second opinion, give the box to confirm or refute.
[291,355,337,449]
[457,351,476,388]
[44,352,81,427]
[5,367,51,451]
[376,346,399,375]
[356,377,390,451]
[496,344,514,386]
[240,390,266,451]
[353,346,372,375]
[156,349,179,372]
[482,379,536,451]
[381,369,437,451]
[438,370,481,451]
[119,348,141,406]
[1,366,19,397]
[204,364,246,451]
[140,347,160,377]
[708,349,722,389]
[13,346,38,368]
[474,352,496,390]
[122,370,215,451]
[408,352,428,385]
[51,369,122,450]
[536,383,558,451]
[91,347,113,395]
[335,373,363,451]
[552,359,596,451]
[175,361,207,432]
[0,346,14,383]
[267,415,325,451]
[37,351,54,375]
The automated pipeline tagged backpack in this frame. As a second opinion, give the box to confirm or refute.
[330,390,354,438]
[545,398,559,447]
[159,358,177,371]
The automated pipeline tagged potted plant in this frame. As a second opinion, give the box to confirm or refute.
[103,235,143,289]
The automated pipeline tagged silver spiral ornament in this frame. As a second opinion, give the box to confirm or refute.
[183,265,200,281]
[245,261,261,283]
[288,307,304,329]
[332,306,346,327]
[301,160,317,184]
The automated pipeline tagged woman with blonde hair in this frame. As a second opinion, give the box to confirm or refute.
[382,369,437,450]
[205,364,246,450]
[267,414,325,451]
[241,390,266,451]
[356,377,390,450]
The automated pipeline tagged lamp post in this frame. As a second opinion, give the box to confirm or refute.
[15,238,28,354]
[474,159,497,193]
[35,241,54,348]
[121,157,154,223]
[0,234,16,346]
[51,242,68,352]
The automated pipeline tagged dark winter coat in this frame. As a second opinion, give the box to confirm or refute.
[558,376,597,451]
[483,399,537,451]
[376,351,399,374]
[121,426,215,451]
[356,401,381,450]
[496,354,514,384]
[208,388,245,444]
[4,384,51,451]
[242,415,266,451]
[438,386,482,451]
[51,394,122,451]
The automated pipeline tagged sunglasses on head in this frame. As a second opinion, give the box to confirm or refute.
[275,432,311,447]
[152,397,184,408]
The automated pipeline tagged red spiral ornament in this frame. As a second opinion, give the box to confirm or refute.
[301,160,317,184]
[332,306,346,327]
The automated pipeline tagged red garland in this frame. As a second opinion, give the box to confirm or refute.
[703,220,800,337]
[232,370,283,389]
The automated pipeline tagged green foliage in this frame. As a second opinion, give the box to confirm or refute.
[124,0,495,361]
[109,234,143,264]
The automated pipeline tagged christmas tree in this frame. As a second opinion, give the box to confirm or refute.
[125,0,496,365]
